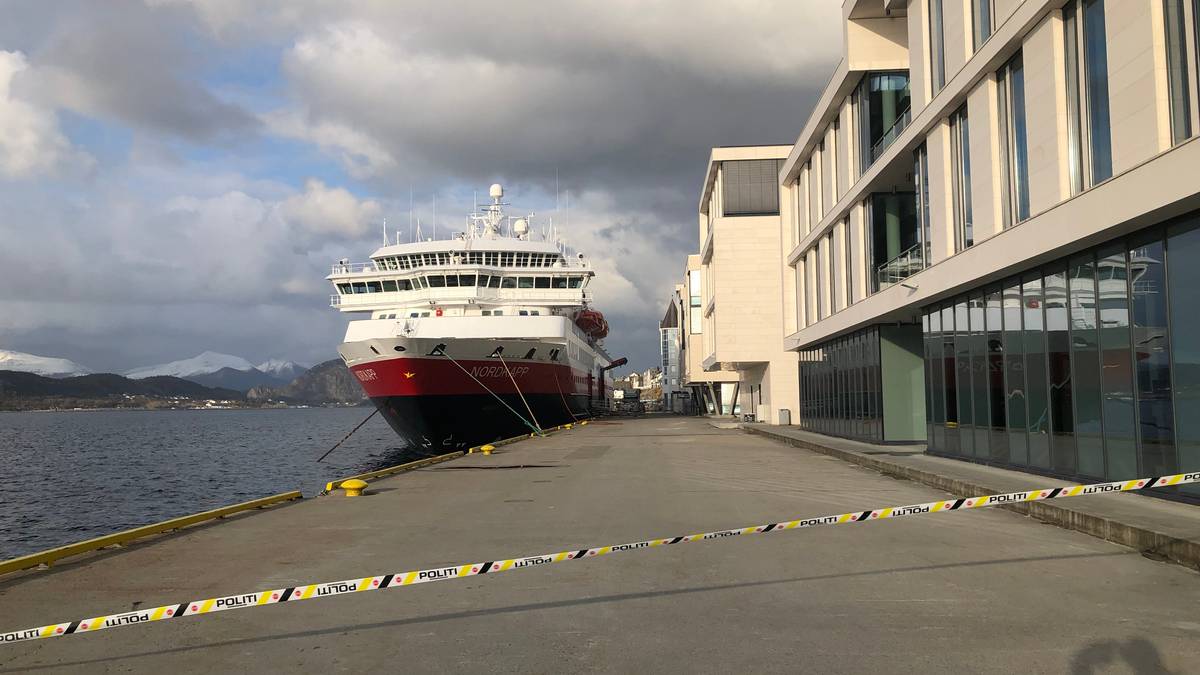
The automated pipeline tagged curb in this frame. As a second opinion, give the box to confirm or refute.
[743,425,1200,571]
[0,491,303,578]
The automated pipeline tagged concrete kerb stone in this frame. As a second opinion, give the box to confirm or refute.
[742,425,1200,571]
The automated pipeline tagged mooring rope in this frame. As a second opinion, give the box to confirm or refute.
[552,368,585,420]
[438,350,543,436]
[316,407,380,463]
[497,352,544,434]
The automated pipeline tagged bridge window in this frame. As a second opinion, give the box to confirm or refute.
[445,275,460,287]
[489,276,502,288]
[367,281,383,292]
[337,283,351,294]
[501,277,517,288]
[493,310,503,316]
[518,277,534,289]
[535,277,551,289]
[553,277,568,289]
[398,279,414,291]
[382,280,398,292]
[519,310,529,316]
[460,274,476,286]
[501,252,514,266]
[427,275,446,288]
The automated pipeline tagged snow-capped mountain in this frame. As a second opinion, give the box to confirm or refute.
[256,359,309,381]
[0,349,93,378]
[125,351,257,379]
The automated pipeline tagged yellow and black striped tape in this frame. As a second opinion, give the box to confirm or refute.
[3,470,1197,645]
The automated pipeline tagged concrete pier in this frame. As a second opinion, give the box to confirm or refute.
[2,416,1198,673]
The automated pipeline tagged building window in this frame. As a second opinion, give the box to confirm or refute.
[972,0,994,49]
[827,232,838,313]
[914,144,932,266]
[998,53,1030,226]
[857,72,912,172]
[843,217,853,307]
[929,0,946,92]
[1064,0,1114,191]
[688,271,702,334]
[799,326,884,443]
[807,161,820,228]
[720,159,783,216]
[1163,0,1195,144]
[950,105,973,250]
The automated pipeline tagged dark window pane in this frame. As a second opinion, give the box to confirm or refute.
[943,306,960,454]
[1167,216,1200,497]
[930,308,946,451]
[1045,267,1077,473]
[1164,0,1192,144]
[1023,275,1052,469]
[970,293,991,458]
[955,300,974,456]
[1070,254,1105,478]
[1083,0,1113,182]
[1096,246,1137,478]
[986,287,1008,461]
[1131,237,1177,476]
[1004,281,1028,465]
[1010,56,1030,221]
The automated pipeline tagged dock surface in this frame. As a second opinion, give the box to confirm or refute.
[2,416,1198,673]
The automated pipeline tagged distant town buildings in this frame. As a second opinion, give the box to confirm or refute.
[666,0,1200,497]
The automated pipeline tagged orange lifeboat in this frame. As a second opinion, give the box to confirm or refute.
[575,310,609,340]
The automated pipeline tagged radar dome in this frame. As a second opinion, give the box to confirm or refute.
[513,218,529,236]
[489,184,504,200]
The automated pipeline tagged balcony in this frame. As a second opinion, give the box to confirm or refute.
[875,242,924,290]
[868,107,910,166]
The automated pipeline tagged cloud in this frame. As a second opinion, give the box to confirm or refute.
[0,50,91,178]
[22,0,259,143]
[0,1,842,372]
[280,178,383,238]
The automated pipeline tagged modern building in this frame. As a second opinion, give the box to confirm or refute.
[679,254,740,415]
[692,145,801,424]
[774,0,1200,497]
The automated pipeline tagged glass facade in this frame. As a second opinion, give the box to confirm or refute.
[923,211,1200,499]
[799,327,883,442]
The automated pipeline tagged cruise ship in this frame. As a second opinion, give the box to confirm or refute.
[328,184,621,450]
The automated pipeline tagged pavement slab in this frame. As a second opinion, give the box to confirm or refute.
[1,416,1198,674]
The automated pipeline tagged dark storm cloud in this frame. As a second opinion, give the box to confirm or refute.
[24,0,260,143]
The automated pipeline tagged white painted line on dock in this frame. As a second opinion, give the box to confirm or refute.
[2,471,1197,646]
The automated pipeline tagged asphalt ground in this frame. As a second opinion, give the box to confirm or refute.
[1,416,1197,674]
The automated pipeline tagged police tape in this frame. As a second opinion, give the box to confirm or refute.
[3,471,1197,645]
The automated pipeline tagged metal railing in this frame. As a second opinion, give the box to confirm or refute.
[875,242,925,290]
[869,108,912,166]
[331,288,590,308]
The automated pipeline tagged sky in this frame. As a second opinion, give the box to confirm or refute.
[0,0,841,374]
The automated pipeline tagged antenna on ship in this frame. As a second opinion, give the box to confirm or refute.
[432,193,437,241]
[382,217,388,246]
[408,185,414,243]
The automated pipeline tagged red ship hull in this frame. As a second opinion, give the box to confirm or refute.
[349,356,594,451]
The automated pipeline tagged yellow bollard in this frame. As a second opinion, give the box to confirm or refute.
[580,420,589,426]
[340,479,368,497]
[480,444,495,456]
[564,423,573,429]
